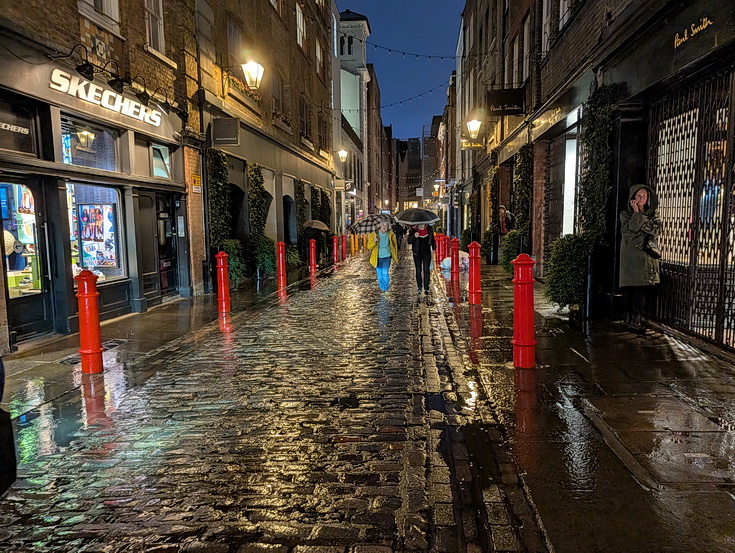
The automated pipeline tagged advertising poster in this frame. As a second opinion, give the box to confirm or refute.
[78,204,118,268]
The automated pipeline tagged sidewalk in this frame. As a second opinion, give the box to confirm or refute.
[448,264,735,553]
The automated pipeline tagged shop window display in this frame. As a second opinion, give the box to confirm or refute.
[67,183,124,281]
[2,183,41,299]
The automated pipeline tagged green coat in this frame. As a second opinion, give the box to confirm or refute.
[619,185,661,287]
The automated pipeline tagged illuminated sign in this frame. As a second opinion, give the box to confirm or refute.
[674,17,714,49]
[49,68,162,127]
[486,88,525,116]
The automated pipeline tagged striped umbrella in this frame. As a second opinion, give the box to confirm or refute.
[351,213,395,234]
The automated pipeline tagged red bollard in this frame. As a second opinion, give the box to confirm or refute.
[215,251,231,313]
[468,241,482,305]
[511,253,537,369]
[341,234,347,261]
[75,270,103,374]
[442,235,449,266]
[276,241,287,289]
[309,238,317,275]
[332,235,339,264]
[450,237,460,281]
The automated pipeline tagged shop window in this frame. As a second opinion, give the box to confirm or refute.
[67,183,125,282]
[0,98,35,155]
[152,144,172,178]
[145,0,166,54]
[61,117,118,171]
[2,184,41,299]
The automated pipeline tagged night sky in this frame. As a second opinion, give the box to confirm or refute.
[337,0,466,140]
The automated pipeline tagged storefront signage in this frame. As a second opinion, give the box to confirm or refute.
[0,99,35,154]
[461,138,485,151]
[487,88,525,116]
[212,117,240,146]
[49,69,162,127]
[674,17,714,49]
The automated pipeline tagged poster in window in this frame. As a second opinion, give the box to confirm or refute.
[78,204,118,267]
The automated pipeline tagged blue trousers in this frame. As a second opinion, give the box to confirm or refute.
[376,257,392,291]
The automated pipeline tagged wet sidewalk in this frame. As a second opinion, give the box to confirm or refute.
[450,265,735,553]
[0,254,546,553]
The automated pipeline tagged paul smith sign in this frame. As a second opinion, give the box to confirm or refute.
[49,68,162,127]
[674,17,714,49]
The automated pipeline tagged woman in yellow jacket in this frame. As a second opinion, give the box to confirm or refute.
[367,220,399,292]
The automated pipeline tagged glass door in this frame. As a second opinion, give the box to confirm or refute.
[1,182,52,338]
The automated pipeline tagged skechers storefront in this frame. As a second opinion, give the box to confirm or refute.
[0,58,190,348]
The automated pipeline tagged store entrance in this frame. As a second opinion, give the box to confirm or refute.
[156,193,178,297]
[1,182,53,340]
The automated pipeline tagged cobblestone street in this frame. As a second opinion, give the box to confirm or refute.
[0,257,539,553]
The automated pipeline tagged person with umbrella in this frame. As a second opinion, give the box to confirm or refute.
[302,220,330,262]
[407,223,436,295]
[367,220,399,292]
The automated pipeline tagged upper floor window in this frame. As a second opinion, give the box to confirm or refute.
[299,94,311,139]
[542,0,552,55]
[152,143,171,178]
[347,35,354,55]
[78,0,120,33]
[316,39,324,78]
[316,0,325,8]
[559,0,571,29]
[522,17,530,81]
[339,35,345,56]
[269,0,279,12]
[317,114,327,150]
[227,20,243,68]
[512,36,519,86]
[332,14,338,56]
[296,4,306,49]
[144,0,165,54]
[272,69,285,115]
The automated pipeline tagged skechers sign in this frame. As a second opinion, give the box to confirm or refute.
[49,69,162,127]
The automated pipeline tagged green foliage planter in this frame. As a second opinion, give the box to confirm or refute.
[221,239,246,288]
[481,229,494,260]
[251,234,276,275]
[543,234,593,308]
[499,230,522,273]
[207,149,231,249]
[248,164,268,236]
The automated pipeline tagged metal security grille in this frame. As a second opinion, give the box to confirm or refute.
[648,68,735,347]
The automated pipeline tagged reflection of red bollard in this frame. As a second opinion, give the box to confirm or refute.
[215,251,231,313]
[75,270,103,374]
[444,235,450,263]
[434,233,443,267]
[341,234,347,261]
[309,239,317,274]
[450,237,460,281]
[469,304,483,364]
[468,241,482,305]
[218,312,233,334]
[332,235,339,264]
[310,274,317,289]
[512,253,536,369]
[276,241,287,289]
[81,373,107,424]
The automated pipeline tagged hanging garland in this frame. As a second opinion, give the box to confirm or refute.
[295,180,307,234]
[513,144,533,234]
[311,187,321,223]
[248,163,267,236]
[206,149,231,249]
[320,189,332,228]
[579,84,617,245]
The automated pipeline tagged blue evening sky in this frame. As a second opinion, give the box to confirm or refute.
[337,0,465,139]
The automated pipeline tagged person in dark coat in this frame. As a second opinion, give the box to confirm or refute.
[407,223,436,295]
[302,227,325,262]
[494,205,515,236]
[392,222,406,249]
[619,184,661,332]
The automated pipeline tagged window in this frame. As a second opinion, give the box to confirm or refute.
[272,70,284,115]
[347,35,354,55]
[559,0,571,29]
[299,94,311,139]
[78,0,120,32]
[504,50,511,88]
[67,182,125,281]
[144,0,165,54]
[296,4,306,49]
[269,0,278,11]
[316,0,325,8]
[227,20,243,69]
[152,144,171,178]
[3,184,42,298]
[339,36,345,56]
[316,39,324,77]
[61,116,118,171]
[512,36,519,86]
[522,18,530,81]
[542,0,552,54]
[317,114,327,150]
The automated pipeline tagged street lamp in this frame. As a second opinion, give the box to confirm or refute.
[467,119,482,140]
[337,149,348,162]
[241,61,264,90]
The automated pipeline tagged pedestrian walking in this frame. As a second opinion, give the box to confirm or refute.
[407,223,436,295]
[619,184,661,332]
[494,205,515,236]
[392,221,406,249]
[367,220,399,292]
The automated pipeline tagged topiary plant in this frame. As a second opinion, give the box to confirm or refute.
[480,229,494,260]
[251,234,276,275]
[543,234,593,308]
[499,229,522,273]
[221,238,247,288]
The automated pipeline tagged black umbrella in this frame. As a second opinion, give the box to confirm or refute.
[394,208,440,225]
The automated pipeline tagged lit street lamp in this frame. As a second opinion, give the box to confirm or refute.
[241,61,264,90]
[337,149,348,162]
[467,119,482,140]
